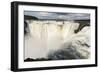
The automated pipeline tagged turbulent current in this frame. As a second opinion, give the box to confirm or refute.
[24,20,90,61]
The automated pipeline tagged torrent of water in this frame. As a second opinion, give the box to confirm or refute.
[24,20,90,59]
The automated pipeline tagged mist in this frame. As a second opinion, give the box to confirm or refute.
[24,20,90,60]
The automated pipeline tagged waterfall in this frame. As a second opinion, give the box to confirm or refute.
[24,20,90,60]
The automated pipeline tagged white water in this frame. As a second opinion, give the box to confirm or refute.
[24,21,90,59]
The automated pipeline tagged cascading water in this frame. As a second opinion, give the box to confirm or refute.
[24,20,90,61]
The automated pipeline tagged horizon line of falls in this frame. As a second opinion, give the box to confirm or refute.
[24,20,90,60]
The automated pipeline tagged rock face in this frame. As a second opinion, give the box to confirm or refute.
[24,20,90,61]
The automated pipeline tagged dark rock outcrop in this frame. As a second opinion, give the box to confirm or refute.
[24,15,38,20]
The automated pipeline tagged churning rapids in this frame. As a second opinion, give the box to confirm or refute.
[24,20,90,61]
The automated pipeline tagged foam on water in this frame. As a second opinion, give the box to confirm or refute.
[24,21,90,60]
